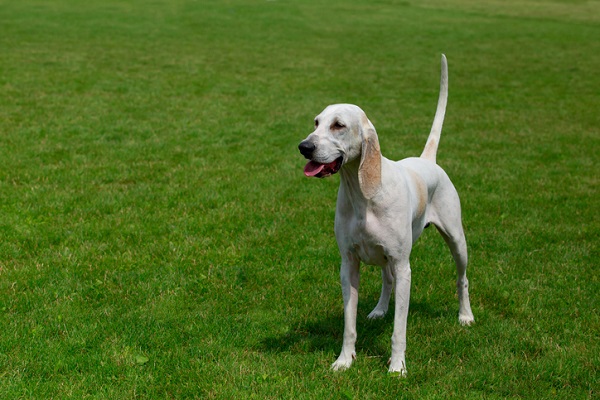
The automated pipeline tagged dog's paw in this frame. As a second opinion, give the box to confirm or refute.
[388,359,407,377]
[367,308,387,320]
[331,352,355,371]
[459,314,475,326]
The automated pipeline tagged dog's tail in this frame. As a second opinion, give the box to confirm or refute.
[420,54,448,164]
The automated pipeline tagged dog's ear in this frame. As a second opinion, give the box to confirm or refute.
[358,115,382,199]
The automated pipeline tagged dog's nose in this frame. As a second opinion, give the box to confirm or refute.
[298,141,315,159]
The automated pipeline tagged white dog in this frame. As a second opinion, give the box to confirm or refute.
[298,55,474,375]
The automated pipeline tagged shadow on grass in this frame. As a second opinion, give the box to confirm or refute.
[258,298,446,364]
[409,299,447,320]
[259,315,343,355]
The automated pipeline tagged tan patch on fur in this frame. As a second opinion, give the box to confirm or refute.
[421,139,437,162]
[408,169,427,217]
[360,113,370,128]
[358,115,382,199]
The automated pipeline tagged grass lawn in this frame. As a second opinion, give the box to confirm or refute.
[0,0,598,398]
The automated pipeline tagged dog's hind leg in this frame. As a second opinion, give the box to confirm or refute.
[367,264,394,319]
[430,184,475,326]
[440,225,475,325]
[434,212,475,326]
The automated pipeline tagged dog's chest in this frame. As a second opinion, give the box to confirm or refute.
[345,213,388,267]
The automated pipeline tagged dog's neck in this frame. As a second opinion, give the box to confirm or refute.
[339,159,368,210]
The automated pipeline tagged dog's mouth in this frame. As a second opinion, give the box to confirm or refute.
[303,156,344,178]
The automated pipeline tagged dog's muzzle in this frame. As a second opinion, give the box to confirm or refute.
[298,140,343,178]
[298,141,315,159]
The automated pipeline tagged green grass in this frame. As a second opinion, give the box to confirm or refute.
[0,0,598,398]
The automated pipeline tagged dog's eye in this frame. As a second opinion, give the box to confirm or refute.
[332,121,345,130]
[314,119,319,128]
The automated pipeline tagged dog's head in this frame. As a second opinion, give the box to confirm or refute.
[298,104,381,198]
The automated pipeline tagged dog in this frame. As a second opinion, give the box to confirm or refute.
[297,55,474,375]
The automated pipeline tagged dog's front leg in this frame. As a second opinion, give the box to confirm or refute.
[331,254,360,371]
[389,259,411,375]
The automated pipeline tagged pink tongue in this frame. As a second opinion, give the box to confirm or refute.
[304,161,325,177]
